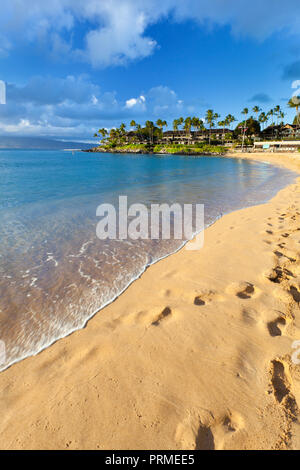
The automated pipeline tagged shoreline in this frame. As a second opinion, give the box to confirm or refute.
[1,152,300,449]
[83,146,225,156]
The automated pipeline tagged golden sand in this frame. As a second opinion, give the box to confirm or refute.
[1,152,300,450]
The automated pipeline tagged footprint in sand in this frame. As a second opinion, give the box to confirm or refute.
[235,282,256,299]
[274,250,296,263]
[193,290,222,306]
[268,266,295,284]
[267,316,287,337]
[277,243,286,249]
[194,296,206,306]
[270,360,290,403]
[289,286,300,303]
[225,281,257,300]
[269,360,298,420]
[195,424,215,450]
[241,307,261,326]
[177,411,244,450]
[151,306,172,326]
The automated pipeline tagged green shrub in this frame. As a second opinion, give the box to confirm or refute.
[155,143,225,155]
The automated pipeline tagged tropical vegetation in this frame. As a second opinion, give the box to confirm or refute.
[92,98,300,154]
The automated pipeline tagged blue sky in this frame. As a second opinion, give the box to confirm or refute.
[0,0,300,140]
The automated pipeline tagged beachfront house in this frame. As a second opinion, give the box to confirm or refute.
[254,141,300,152]
[124,128,233,145]
[260,124,300,140]
[161,128,233,144]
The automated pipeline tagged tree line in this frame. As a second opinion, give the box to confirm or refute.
[94,99,300,146]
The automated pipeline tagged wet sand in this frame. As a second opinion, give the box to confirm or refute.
[1,151,300,450]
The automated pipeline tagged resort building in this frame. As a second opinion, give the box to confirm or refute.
[260,124,300,140]
[125,128,234,145]
[161,129,233,144]
[254,141,300,152]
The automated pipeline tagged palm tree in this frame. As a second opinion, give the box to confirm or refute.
[224,116,231,139]
[191,116,197,131]
[156,119,167,138]
[241,108,248,120]
[172,118,180,140]
[279,111,285,125]
[205,110,213,141]
[274,105,281,125]
[130,120,136,128]
[119,123,126,136]
[94,128,108,144]
[268,109,275,127]
[205,109,219,144]
[156,119,163,130]
[184,117,192,143]
[109,128,119,145]
[156,119,162,138]
[241,108,248,151]
[277,111,286,140]
[184,117,192,133]
[145,120,155,144]
[259,112,268,131]
[192,117,204,133]
[288,96,300,127]
[173,119,179,131]
[218,119,226,141]
[225,114,236,130]
[272,105,282,137]
[178,117,184,129]
[252,106,261,122]
[268,109,277,138]
[99,128,108,138]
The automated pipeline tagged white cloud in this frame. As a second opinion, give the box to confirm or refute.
[0,118,93,138]
[8,75,100,105]
[0,76,191,137]
[125,98,138,108]
[125,95,146,110]
[172,1,300,39]
[1,0,300,67]
[82,4,157,67]
[147,86,184,115]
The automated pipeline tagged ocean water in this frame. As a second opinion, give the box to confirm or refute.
[0,149,296,371]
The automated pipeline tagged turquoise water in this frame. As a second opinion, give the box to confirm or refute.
[0,150,296,370]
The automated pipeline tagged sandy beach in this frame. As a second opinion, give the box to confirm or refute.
[1,151,300,450]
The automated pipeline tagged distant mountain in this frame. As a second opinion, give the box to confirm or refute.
[0,136,93,150]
